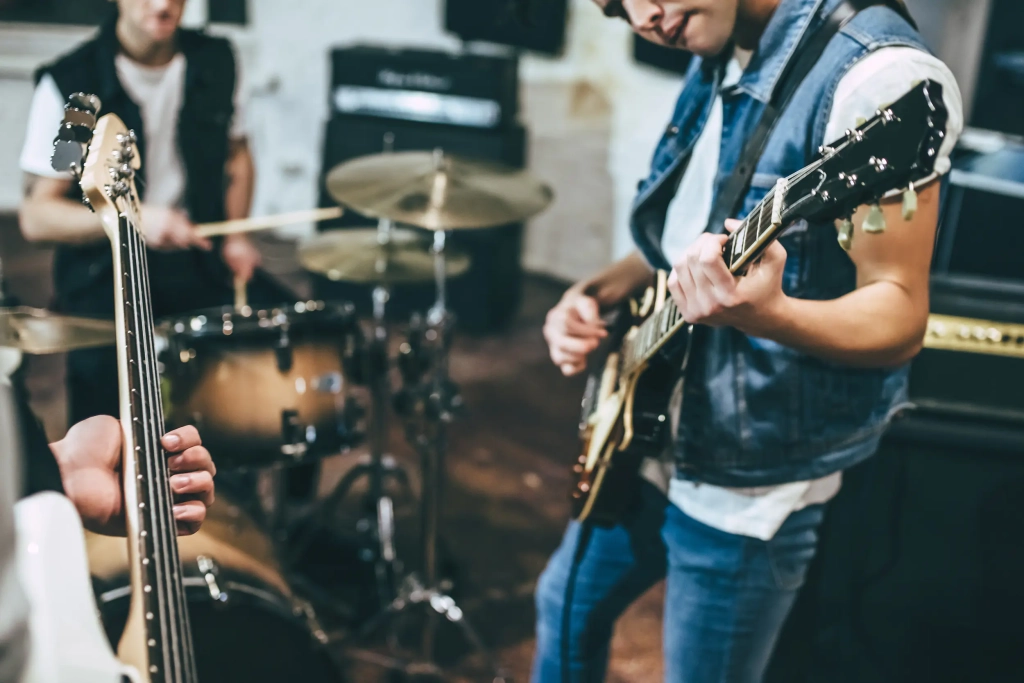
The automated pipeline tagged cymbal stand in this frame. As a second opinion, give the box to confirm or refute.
[287,217,410,613]
[338,228,509,683]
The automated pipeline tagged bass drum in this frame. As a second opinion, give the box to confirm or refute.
[86,496,344,683]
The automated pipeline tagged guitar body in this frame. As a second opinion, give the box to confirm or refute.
[571,289,687,526]
[15,493,138,683]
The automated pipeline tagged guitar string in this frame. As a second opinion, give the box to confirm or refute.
[123,219,177,682]
[133,218,198,683]
[132,221,199,683]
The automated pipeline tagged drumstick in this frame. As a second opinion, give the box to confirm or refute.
[196,207,344,238]
[234,275,248,312]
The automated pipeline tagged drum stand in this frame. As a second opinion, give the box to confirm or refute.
[287,218,411,613]
[339,230,510,683]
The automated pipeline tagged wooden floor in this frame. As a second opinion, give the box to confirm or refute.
[0,215,666,682]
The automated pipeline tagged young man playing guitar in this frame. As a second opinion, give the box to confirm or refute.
[535,0,963,680]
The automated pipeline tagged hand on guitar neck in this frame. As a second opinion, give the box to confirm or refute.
[50,417,215,537]
[666,218,788,335]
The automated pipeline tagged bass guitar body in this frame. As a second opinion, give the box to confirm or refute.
[15,493,138,683]
[570,279,687,527]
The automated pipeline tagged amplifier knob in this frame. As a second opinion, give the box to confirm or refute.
[931,322,946,337]
[987,328,1002,342]
[958,326,971,340]
[972,326,986,341]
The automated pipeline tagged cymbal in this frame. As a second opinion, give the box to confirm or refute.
[0,307,115,354]
[298,228,471,284]
[325,150,553,230]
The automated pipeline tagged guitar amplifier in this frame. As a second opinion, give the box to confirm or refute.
[328,44,519,129]
[908,276,1024,431]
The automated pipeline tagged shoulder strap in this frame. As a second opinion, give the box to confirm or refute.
[704,0,915,234]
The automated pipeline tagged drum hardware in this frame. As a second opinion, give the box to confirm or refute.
[287,216,416,616]
[336,216,509,683]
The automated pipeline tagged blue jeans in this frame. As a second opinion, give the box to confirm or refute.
[532,481,825,683]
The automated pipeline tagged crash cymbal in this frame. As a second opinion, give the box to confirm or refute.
[298,228,471,284]
[0,307,115,354]
[325,150,553,230]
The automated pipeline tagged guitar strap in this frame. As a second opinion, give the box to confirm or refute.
[704,0,916,236]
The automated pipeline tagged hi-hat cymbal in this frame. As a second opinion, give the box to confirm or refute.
[298,228,471,284]
[325,150,553,230]
[0,307,115,354]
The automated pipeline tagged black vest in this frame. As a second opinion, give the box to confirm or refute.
[38,17,236,318]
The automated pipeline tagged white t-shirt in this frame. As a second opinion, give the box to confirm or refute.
[20,52,246,212]
[646,46,964,541]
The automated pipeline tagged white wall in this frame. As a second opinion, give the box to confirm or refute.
[0,0,682,283]
[0,0,992,282]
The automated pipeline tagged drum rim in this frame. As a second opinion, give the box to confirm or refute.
[157,300,356,338]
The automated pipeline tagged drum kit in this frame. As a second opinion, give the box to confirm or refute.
[1,147,553,682]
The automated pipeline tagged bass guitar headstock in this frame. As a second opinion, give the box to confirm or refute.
[51,93,142,239]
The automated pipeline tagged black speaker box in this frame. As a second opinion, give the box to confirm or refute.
[316,114,528,332]
[444,0,568,56]
[329,44,519,129]
[767,412,1024,683]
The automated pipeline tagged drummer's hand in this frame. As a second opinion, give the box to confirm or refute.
[141,204,212,251]
[222,234,262,283]
[544,286,607,377]
[51,417,216,537]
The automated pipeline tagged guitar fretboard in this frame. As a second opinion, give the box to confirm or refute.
[118,216,198,683]
[620,185,784,375]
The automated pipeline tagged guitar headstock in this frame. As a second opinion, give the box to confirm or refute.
[51,92,141,238]
[784,79,948,226]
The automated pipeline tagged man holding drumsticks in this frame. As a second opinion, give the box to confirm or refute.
[17,0,289,426]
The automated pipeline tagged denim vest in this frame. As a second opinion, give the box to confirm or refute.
[630,0,928,487]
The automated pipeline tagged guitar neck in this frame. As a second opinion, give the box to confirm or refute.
[111,214,197,683]
[621,184,786,374]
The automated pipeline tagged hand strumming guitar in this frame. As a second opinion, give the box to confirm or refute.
[544,288,608,377]
[544,252,656,377]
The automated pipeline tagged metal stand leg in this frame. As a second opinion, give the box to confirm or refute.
[284,218,411,611]
[334,219,511,683]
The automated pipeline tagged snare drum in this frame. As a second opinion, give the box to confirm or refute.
[87,497,344,683]
[159,301,363,469]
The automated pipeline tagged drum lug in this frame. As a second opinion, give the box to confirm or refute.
[281,410,308,457]
[197,555,227,604]
[275,343,293,373]
[311,371,343,394]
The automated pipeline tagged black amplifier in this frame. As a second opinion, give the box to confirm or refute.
[328,44,519,129]
[908,274,1024,429]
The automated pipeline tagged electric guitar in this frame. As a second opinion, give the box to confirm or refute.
[16,94,199,683]
[571,79,949,525]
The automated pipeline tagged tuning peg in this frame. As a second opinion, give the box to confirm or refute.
[902,182,918,221]
[837,217,855,252]
[68,92,101,115]
[862,203,886,234]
